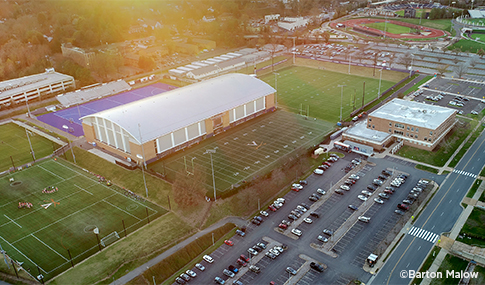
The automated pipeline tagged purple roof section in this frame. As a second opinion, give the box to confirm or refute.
[38,83,176,137]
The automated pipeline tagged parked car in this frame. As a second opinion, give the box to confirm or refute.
[310,212,320,218]
[291,183,303,191]
[248,248,258,256]
[288,214,298,220]
[223,269,235,278]
[358,195,368,201]
[268,205,277,212]
[374,198,384,204]
[310,262,325,272]
[186,270,196,278]
[266,251,276,259]
[397,203,409,210]
[309,196,318,202]
[340,185,350,191]
[317,188,326,195]
[260,210,269,217]
[228,265,238,274]
[303,218,313,224]
[358,216,370,223]
[348,205,358,211]
[379,193,390,199]
[362,190,372,196]
[257,242,266,249]
[240,254,250,262]
[291,228,302,236]
[314,168,324,175]
[224,240,234,246]
[236,230,245,237]
[286,267,297,275]
[395,209,405,215]
[236,259,247,267]
[297,205,307,212]
[203,255,214,263]
[322,229,333,236]
[349,174,360,180]
[180,273,190,282]
[214,276,225,284]
[281,220,291,226]
[195,263,205,271]
[317,235,328,242]
[381,170,392,176]
[175,277,186,284]
[252,218,261,225]
[249,265,260,273]
[279,223,288,230]
[373,179,383,186]
[335,189,344,195]
[367,184,378,191]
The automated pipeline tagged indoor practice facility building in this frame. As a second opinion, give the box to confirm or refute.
[81,74,276,163]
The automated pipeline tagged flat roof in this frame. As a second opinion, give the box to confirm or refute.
[82,74,275,144]
[370,99,455,130]
[0,69,74,98]
[344,120,391,143]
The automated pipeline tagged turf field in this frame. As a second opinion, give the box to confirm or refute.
[0,158,166,281]
[148,110,334,193]
[259,66,397,122]
[0,123,59,172]
[362,22,413,34]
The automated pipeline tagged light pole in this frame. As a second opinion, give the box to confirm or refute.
[204,149,217,202]
[338,85,346,122]
[378,68,383,99]
[137,124,149,198]
[24,93,31,118]
[348,54,352,74]
[409,54,415,76]
[273,72,279,108]
[69,139,76,164]
[293,37,296,64]
[25,129,36,162]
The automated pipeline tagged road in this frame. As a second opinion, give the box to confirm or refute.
[370,126,485,285]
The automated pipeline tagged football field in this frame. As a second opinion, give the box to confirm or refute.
[0,123,59,172]
[259,66,397,122]
[148,110,334,194]
[0,158,166,281]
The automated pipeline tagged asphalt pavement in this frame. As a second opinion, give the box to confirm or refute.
[369,126,485,285]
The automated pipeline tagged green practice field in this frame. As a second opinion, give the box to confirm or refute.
[148,110,334,193]
[0,123,59,172]
[362,22,413,34]
[259,66,397,122]
[0,158,166,281]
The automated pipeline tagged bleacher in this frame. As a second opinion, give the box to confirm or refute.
[56,79,131,107]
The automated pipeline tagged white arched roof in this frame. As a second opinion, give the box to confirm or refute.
[81,73,275,144]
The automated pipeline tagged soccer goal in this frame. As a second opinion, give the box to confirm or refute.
[100,231,120,247]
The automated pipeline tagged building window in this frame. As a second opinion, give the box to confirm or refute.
[389,122,392,126]
[415,135,418,139]
[424,137,427,141]
[389,129,392,132]
[372,125,375,129]
[395,123,404,129]
[407,126,410,130]
[429,139,432,142]
[394,130,404,135]
[369,118,372,122]
[430,131,433,136]
[410,134,413,138]
[411,127,414,131]
[406,133,409,136]
[368,124,371,128]
[416,128,419,132]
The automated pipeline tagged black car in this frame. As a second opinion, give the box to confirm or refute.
[310,212,320,218]
[310,262,325,272]
[381,170,392,176]
[301,203,310,209]
[367,184,377,191]
[253,245,263,252]
[175,277,186,284]
[378,174,388,180]
[322,229,333,236]
[309,196,318,202]
[251,218,261,225]
[288,214,298,220]
[228,265,239,274]
[299,180,308,185]
[348,205,358,211]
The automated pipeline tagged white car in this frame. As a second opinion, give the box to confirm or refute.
[291,228,302,236]
[186,269,197,278]
[303,217,313,224]
[362,190,372,196]
[358,195,368,201]
[260,210,269,217]
[270,248,280,256]
[203,255,214,263]
[195,263,205,271]
[292,183,303,190]
[248,248,258,256]
[340,185,350,191]
[358,216,371,223]
[297,205,307,212]
[314,169,324,175]
[374,198,384,204]
[276,198,286,204]
[317,188,326,195]
[349,174,360,180]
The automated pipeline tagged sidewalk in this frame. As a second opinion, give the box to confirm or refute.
[420,178,485,285]
[109,216,247,285]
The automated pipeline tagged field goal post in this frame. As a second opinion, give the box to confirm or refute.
[100,231,120,247]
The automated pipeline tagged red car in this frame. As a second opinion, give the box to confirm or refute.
[224,240,234,246]
[384,189,393,194]
[278,223,288,230]
[323,162,332,167]
[237,258,247,267]
[397,203,409,210]
[268,205,277,212]
[240,254,250,262]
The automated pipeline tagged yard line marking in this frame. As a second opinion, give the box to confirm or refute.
[31,234,69,261]
[38,165,66,181]
[0,235,47,273]
[102,199,142,221]
[74,184,93,195]
[4,215,22,228]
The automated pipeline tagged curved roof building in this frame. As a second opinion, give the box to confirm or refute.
[81,74,276,163]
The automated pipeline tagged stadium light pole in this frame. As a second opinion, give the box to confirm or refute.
[25,129,36,162]
[24,94,31,118]
[348,54,352,74]
[338,85,346,122]
[137,124,149,198]
[273,72,279,108]
[204,149,217,202]
[410,54,415,76]
[378,68,383,99]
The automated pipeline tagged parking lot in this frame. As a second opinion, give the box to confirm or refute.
[172,151,443,285]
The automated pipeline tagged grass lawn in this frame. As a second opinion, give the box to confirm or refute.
[0,123,59,172]
[363,22,415,34]
[259,65,400,122]
[467,180,482,199]
[470,33,485,43]
[411,246,441,285]
[388,18,452,32]
[148,110,334,195]
[397,119,477,167]
[415,164,439,173]
[470,265,485,285]
[448,39,485,53]
[449,124,485,168]
[395,9,429,18]
[406,76,433,95]
[50,212,194,285]
[0,158,167,282]
[429,254,469,285]
[459,208,485,247]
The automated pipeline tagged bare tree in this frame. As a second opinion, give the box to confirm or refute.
[172,167,207,209]
[436,64,449,76]
[398,52,413,70]
[453,62,468,78]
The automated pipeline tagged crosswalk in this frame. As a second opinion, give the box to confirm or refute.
[407,226,440,243]
[452,169,477,178]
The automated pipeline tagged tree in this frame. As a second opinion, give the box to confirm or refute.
[398,52,413,70]
[478,48,485,58]
[453,62,468,78]
[436,64,449,76]
[138,55,156,71]
[91,52,123,81]
[452,48,461,55]
[172,168,207,209]
[452,57,460,64]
